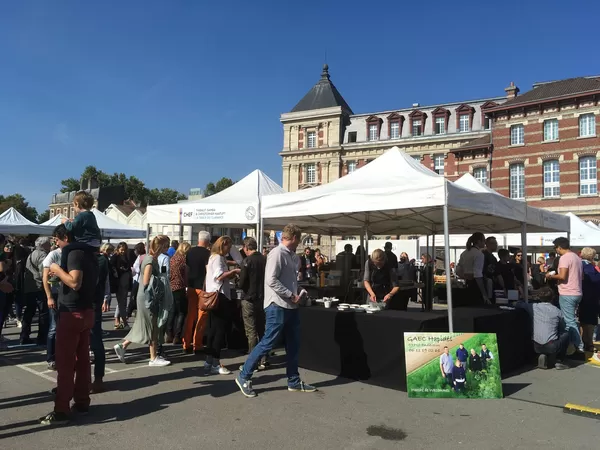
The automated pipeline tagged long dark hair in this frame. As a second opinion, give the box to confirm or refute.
[466,232,485,250]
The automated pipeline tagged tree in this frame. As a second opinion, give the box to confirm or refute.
[60,166,187,206]
[37,209,50,224]
[204,178,235,197]
[0,194,39,222]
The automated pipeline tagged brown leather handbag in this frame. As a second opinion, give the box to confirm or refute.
[198,289,219,311]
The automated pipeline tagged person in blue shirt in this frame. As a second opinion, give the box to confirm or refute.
[451,359,466,393]
[456,343,468,371]
[167,241,179,258]
[439,346,454,386]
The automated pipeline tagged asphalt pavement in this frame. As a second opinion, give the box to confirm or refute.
[1,311,599,450]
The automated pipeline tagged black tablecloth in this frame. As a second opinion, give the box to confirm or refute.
[298,306,532,391]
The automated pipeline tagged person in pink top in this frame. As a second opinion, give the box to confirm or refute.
[546,237,584,353]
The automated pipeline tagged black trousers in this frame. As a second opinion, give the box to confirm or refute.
[534,331,570,361]
[205,294,231,360]
[127,280,139,318]
[20,290,49,344]
[166,289,187,339]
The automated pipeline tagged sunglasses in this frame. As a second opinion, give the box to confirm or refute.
[516,254,522,257]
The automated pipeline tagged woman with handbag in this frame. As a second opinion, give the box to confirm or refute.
[204,236,240,375]
[113,235,171,367]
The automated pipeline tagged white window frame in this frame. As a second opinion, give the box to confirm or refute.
[303,236,314,246]
[484,116,491,130]
[579,113,596,137]
[435,116,446,134]
[434,154,444,175]
[543,119,559,142]
[390,121,400,139]
[307,131,316,148]
[347,161,357,174]
[305,163,316,184]
[509,164,525,200]
[543,160,560,198]
[368,124,378,141]
[473,167,488,185]
[510,124,524,145]
[412,119,422,136]
[459,114,470,132]
[579,156,597,196]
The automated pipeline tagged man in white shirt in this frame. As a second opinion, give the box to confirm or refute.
[439,346,454,386]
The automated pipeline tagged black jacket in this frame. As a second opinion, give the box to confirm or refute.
[239,252,266,302]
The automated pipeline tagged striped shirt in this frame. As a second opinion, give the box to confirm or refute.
[516,301,565,345]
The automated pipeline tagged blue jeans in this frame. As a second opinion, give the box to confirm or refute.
[240,303,300,386]
[90,303,105,380]
[559,295,583,350]
[46,299,59,363]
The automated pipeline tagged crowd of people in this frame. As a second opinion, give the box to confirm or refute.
[456,232,600,368]
[440,343,494,393]
[0,195,318,424]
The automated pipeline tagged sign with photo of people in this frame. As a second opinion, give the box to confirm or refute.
[404,332,502,399]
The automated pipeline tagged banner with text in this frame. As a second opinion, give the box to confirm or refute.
[404,332,502,399]
[179,202,258,225]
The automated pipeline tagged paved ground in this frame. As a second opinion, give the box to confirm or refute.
[1,312,599,450]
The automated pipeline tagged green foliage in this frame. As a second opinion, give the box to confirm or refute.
[60,166,187,206]
[204,178,234,197]
[406,333,503,399]
[37,209,50,224]
[0,194,39,222]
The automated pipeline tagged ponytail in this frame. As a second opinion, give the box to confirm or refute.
[466,232,485,250]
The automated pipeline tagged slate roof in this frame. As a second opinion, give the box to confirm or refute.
[450,134,492,153]
[112,204,146,217]
[497,76,600,109]
[291,65,353,114]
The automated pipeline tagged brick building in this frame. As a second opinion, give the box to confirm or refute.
[480,77,600,222]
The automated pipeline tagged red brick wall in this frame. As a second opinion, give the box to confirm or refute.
[490,112,600,211]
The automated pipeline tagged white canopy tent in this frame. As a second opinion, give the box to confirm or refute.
[42,210,146,240]
[0,207,54,235]
[262,148,570,331]
[147,169,284,248]
[587,221,599,229]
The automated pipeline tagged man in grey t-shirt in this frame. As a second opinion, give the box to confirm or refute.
[236,224,317,398]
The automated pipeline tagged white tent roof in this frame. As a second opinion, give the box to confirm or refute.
[147,169,284,225]
[262,148,569,235]
[42,211,146,239]
[0,207,54,235]
[586,221,599,229]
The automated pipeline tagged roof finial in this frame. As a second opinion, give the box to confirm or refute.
[321,64,330,81]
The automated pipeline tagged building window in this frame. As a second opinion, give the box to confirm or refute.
[543,160,560,198]
[305,163,316,184]
[49,209,54,218]
[579,113,596,137]
[63,207,68,216]
[509,164,525,199]
[435,117,446,134]
[412,155,421,163]
[368,124,378,141]
[484,116,491,130]
[434,154,444,175]
[412,119,422,136]
[390,121,400,139]
[70,207,75,218]
[303,235,314,246]
[543,119,559,141]
[348,131,357,143]
[347,161,357,174]
[473,167,488,185]
[307,131,316,148]
[510,124,524,145]
[459,114,470,132]
[580,156,597,196]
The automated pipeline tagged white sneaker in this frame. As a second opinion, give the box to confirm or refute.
[593,353,600,364]
[16,320,22,329]
[212,365,232,375]
[89,350,95,363]
[113,343,126,363]
[149,356,171,367]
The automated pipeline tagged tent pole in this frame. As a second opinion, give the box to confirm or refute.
[430,230,436,313]
[521,222,528,303]
[443,204,453,333]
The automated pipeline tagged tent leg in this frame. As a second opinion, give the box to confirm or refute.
[145,224,150,250]
[430,234,436,312]
[521,222,528,303]
[443,205,453,333]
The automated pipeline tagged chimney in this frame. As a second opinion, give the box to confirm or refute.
[505,81,520,100]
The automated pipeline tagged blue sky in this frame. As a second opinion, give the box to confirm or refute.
[1,0,599,213]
